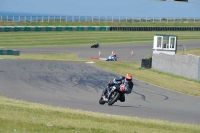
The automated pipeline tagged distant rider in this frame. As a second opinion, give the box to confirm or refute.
[113,54,118,61]
[102,74,134,102]
[95,42,99,47]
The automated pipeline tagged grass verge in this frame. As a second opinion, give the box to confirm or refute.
[0,95,200,133]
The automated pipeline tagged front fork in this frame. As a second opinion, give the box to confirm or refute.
[106,86,116,97]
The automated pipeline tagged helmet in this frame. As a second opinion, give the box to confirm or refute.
[114,54,116,57]
[125,74,132,81]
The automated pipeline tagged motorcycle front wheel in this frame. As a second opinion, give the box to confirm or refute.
[108,91,120,106]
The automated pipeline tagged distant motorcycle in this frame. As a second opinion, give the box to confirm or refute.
[91,42,99,48]
[106,55,118,61]
[99,82,126,106]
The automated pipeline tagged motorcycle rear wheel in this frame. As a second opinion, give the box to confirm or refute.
[99,97,106,105]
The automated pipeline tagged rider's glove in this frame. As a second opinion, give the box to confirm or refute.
[120,84,126,92]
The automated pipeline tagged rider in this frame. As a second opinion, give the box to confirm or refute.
[102,74,134,102]
[113,54,117,61]
[95,42,99,47]
[109,53,117,61]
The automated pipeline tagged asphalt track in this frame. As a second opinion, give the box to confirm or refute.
[0,41,200,124]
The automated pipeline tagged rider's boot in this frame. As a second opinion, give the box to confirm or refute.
[119,94,125,102]
[101,88,108,101]
[102,95,108,101]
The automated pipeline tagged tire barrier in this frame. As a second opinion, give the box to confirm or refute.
[0,49,20,56]
[0,26,109,32]
[109,26,200,31]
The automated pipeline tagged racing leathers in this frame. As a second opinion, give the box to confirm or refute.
[102,76,134,102]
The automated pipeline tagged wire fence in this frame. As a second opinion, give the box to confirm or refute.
[1,15,200,23]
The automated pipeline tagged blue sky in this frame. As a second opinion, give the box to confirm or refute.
[0,0,199,17]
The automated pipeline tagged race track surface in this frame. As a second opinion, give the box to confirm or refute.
[0,41,200,124]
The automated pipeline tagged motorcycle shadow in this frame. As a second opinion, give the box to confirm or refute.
[111,104,141,108]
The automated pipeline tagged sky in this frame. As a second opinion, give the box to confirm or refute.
[0,0,200,17]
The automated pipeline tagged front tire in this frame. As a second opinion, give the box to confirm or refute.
[108,91,120,106]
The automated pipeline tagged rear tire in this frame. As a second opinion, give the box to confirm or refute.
[99,97,106,105]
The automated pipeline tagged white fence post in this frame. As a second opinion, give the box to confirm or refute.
[2,15,200,24]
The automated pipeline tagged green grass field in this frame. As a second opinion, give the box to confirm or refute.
[0,30,200,132]
[0,31,200,47]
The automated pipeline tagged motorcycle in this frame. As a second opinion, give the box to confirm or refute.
[99,82,126,106]
[91,42,99,48]
[106,55,118,61]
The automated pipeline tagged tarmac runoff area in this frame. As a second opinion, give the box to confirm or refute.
[0,41,200,124]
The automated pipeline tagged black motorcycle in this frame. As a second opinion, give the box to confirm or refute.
[91,42,99,48]
[99,83,126,106]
